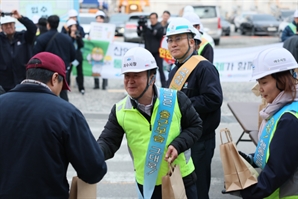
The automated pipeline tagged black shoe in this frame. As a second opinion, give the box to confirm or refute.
[93,86,100,89]
[80,90,85,95]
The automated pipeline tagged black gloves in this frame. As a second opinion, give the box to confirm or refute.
[239,151,258,168]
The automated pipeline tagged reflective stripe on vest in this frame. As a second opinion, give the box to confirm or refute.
[254,101,298,169]
[198,37,208,55]
[115,89,194,187]
[254,101,298,199]
[288,23,296,34]
[143,88,176,199]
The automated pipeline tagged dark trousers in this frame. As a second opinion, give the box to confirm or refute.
[137,181,197,199]
[152,52,166,87]
[76,62,84,91]
[191,136,216,199]
[94,77,108,90]
[66,63,85,92]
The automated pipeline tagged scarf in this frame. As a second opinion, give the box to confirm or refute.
[258,84,298,139]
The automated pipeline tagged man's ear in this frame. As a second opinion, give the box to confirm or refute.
[50,72,59,86]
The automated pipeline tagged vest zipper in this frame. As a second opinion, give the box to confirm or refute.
[149,122,152,131]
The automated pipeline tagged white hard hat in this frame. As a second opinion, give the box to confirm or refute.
[252,47,298,80]
[122,47,158,74]
[68,9,78,18]
[0,16,16,24]
[32,15,40,24]
[184,6,194,14]
[193,28,202,42]
[95,10,105,18]
[183,12,201,25]
[200,23,205,32]
[166,17,196,37]
[294,10,298,18]
[67,19,77,27]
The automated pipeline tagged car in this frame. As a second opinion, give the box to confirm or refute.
[221,18,231,36]
[278,16,293,40]
[109,13,129,36]
[233,11,257,32]
[276,9,295,21]
[239,14,280,36]
[192,5,222,45]
[123,12,150,43]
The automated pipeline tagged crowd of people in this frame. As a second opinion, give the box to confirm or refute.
[0,6,297,199]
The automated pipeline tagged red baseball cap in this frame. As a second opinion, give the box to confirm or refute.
[26,52,70,91]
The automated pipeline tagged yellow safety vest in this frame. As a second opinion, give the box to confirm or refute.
[115,94,195,185]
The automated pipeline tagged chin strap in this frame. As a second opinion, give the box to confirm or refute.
[176,36,194,63]
[133,71,155,101]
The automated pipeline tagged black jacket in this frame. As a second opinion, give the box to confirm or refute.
[0,17,37,91]
[0,84,107,198]
[33,29,76,69]
[97,85,203,186]
[167,52,223,140]
[283,34,298,62]
[138,22,164,54]
[70,35,84,63]
[200,43,214,63]
[61,23,86,38]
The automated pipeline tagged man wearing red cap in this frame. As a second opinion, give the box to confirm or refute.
[0,52,107,198]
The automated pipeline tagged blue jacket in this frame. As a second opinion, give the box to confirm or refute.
[167,52,223,140]
[281,21,297,42]
[33,29,76,69]
[0,84,107,198]
[0,17,37,91]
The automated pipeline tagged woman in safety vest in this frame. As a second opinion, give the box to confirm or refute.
[239,47,298,199]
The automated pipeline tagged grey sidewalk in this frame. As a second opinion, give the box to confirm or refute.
[67,76,259,199]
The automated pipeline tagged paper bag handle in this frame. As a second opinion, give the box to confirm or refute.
[220,128,233,144]
[166,163,175,176]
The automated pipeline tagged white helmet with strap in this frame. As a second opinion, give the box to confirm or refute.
[294,10,298,18]
[122,47,158,74]
[183,6,194,14]
[67,19,77,27]
[193,27,202,42]
[166,17,196,37]
[183,12,201,26]
[68,9,78,18]
[95,10,105,18]
[252,47,298,80]
[0,16,16,24]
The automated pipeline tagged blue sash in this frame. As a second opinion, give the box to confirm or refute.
[141,88,177,199]
[254,101,298,169]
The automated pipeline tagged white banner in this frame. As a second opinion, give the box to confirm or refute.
[97,41,283,82]
[214,42,283,82]
[89,22,116,42]
[100,42,144,79]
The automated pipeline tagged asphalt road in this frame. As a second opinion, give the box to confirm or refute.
[66,29,281,199]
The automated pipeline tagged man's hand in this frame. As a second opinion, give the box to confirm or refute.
[11,10,22,19]
[164,145,178,163]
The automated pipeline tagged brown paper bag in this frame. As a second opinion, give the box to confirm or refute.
[219,128,258,192]
[69,176,97,199]
[162,164,187,199]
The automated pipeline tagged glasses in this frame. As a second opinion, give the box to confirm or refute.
[167,36,188,44]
